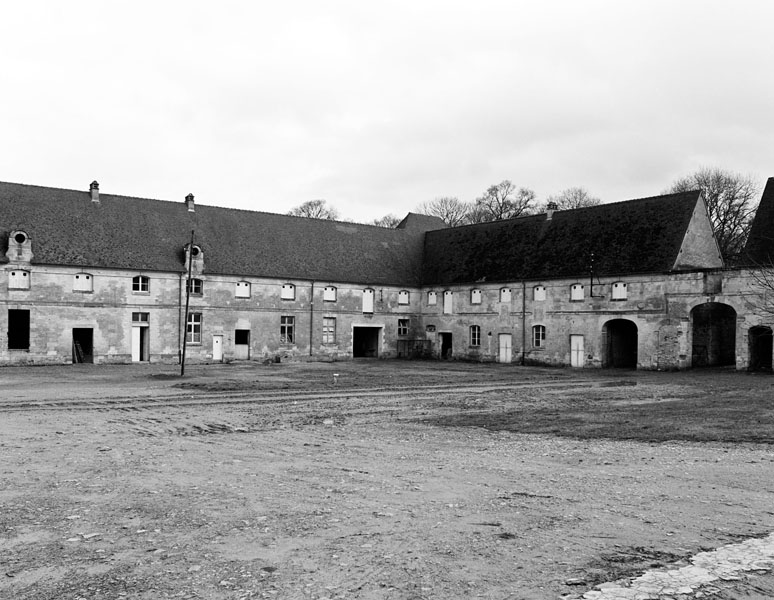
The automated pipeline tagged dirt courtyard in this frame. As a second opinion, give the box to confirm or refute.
[1,361,774,599]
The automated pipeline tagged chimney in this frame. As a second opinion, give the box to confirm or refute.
[546,201,558,221]
[89,180,100,203]
[185,193,195,212]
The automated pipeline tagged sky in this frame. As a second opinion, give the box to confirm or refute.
[2,1,774,223]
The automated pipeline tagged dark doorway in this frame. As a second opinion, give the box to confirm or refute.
[690,302,736,367]
[604,319,638,368]
[439,332,453,359]
[234,329,250,360]
[72,328,94,364]
[8,309,30,350]
[749,326,773,371]
[353,326,380,358]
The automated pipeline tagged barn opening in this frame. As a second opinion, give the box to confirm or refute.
[234,329,250,360]
[604,319,638,368]
[439,332,453,359]
[72,328,94,363]
[8,309,30,350]
[748,326,773,371]
[690,302,736,367]
[353,326,380,358]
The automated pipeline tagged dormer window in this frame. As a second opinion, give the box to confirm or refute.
[73,273,93,293]
[323,286,337,302]
[398,290,410,305]
[9,270,30,290]
[611,281,628,300]
[235,281,251,298]
[570,283,585,301]
[132,275,150,293]
[470,289,482,304]
[281,283,296,300]
[500,288,512,303]
[187,278,203,295]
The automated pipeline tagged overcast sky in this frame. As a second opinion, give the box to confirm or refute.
[2,1,773,222]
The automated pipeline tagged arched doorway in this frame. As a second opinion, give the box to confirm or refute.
[748,326,773,371]
[690,303,736,367]
[604,319,638,368]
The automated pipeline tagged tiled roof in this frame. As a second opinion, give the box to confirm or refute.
[421,191,702,285]
[743,177,774,265]
[0,182,442,286]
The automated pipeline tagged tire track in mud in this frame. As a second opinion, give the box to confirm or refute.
[0,378,624,413]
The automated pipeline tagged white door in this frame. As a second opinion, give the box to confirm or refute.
[498,334,512,363]
[212,335,223,362]
[131,326,141,362]
[570,335,584,367]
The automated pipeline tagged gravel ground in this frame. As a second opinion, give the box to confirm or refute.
[1,361,773,599]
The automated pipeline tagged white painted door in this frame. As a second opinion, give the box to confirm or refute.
[131,326,141,362]
[570,335,584,367]
[212,335,223,362]
[498,333,512,363]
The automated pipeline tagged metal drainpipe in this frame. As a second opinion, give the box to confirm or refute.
[521,280,527,366]
[309,281,315,357]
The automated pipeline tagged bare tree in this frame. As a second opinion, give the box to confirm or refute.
[668,168,759,262]
[288,199,339,220]
[415,196,471,227]
[470,180,536,223]
[372,214,402,228]
[540,187,601,211]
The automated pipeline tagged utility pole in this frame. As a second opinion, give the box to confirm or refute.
[180,230,195,377]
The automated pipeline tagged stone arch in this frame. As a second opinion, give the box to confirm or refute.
[603,319,638,368]
[748,326,773,372]
[690,302,736,367]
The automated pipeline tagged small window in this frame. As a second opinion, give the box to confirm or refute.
[236,281,251,298]
[427,291,437,306]
[73,273,93,292]
[187,278,203,295]
[322,317,336,344]
[398,318,409,336]
[570,283,584,301]
[186,313,202,344]
[500,288,512,303]
[280,315,295,344]
[443,290,453,314]
[532,325,546,348]
[398,290,410,305]
[470,289,482,304]
[323,286,337,302]
[611,281,628,300]
[132,275,150,293]
[470,325,481,347]
[132,312,149,322]
[9,270,30,290]
[533,285,546,301]
[362,288,374,313]
[281,283,296,300]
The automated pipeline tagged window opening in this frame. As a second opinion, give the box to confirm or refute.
[8,309,30,350]
[398,290,410,305]
[186,313,202,344]
[532,325,546,348]
[235,281,251,298]
[470,289,482,304]
[570,283,584,301]
[611,281,628,300]
[362,288,374,313]
[9,270,30,290]
[280,316,295,344]
[470,325,481,346]
[398,319,409,336]
[427,291,437,306]
[500,288,512,303]
[132,275,150,293]
[443,290,453,314]
[533,285,546,301]
[187,278,203,295]
[73,273,93,292]
[322,317,336,343]
[281,283,296,300]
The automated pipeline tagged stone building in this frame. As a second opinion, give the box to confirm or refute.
[0,178,772,369]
